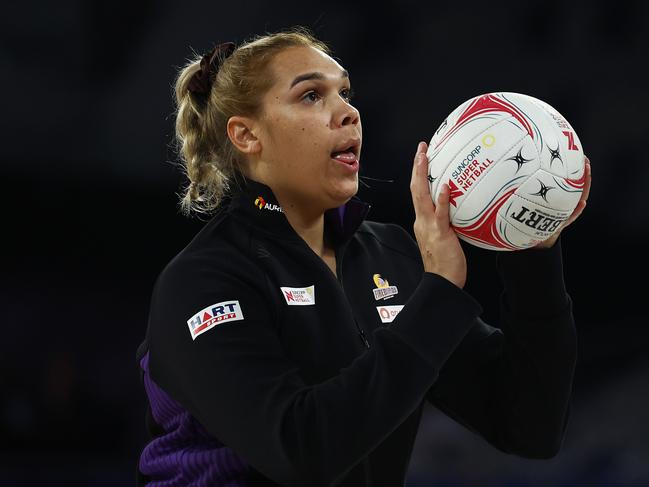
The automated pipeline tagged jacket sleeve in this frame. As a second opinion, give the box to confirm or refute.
[425,238,577,458]
[147,253,482,487]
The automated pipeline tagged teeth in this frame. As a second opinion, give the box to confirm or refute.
[333,152,357,164]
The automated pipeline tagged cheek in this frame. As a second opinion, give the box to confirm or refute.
[289,122,326,155]
[263,109,327,164]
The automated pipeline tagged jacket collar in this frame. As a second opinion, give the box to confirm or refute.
[226,177,371,247]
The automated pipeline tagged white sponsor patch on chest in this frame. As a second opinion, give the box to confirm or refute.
[280,285,316,305]
[187,300,244,340]
[376,305,404,323]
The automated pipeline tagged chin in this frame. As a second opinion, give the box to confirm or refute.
[329,179,359,207]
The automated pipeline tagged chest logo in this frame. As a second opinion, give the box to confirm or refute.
[254,195,283,212]
[280,285,316,306]
[187,300,244,340]
[376,305,404,324]
[372,274,398,301]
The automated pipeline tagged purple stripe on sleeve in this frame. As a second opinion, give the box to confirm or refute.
[139,352,250,486]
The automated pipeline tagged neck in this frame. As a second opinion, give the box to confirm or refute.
[278,195,329,256]
[240,168,334,256]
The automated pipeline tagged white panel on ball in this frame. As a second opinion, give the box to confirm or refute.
[450,135,540,250]
[426,92,586,251]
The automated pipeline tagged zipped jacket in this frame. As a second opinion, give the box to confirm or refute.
[136,177,577,486]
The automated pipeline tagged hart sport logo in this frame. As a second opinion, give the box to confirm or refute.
[254,195,283,212]
[372,274,398,301]
[187,300,244,340]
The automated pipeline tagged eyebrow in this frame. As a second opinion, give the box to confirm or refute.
[290,69,349,89]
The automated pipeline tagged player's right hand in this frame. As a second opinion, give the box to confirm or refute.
[410,141,467,289]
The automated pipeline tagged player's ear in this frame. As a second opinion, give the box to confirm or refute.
[227,116,261,155]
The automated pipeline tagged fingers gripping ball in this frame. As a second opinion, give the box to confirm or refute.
[426,92,586,251]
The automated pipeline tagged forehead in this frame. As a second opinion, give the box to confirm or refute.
[268,46,346,85]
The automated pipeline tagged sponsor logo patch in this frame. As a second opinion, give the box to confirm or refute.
[372,274,398,301]
[187,300,244,340]
[376,305,404,323]
[280,285,316,306]
[254,195,283,212]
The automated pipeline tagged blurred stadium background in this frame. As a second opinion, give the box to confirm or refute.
[2,0,648,485]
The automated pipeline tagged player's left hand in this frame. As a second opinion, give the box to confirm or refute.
[533,156,592,250]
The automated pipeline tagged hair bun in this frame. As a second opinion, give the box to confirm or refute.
[187,42,236,95]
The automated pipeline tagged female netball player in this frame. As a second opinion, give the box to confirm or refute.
[136,28,591,486]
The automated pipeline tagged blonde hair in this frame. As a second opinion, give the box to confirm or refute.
[173,27,331,215]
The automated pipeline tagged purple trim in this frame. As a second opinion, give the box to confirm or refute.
[139,352,250,486]
[337,205,346,222]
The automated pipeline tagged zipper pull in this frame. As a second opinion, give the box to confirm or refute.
[358,328,370,349]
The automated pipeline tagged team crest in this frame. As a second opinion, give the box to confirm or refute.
[372,274,398,301]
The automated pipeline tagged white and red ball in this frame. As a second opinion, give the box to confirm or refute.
[427,92,586,251]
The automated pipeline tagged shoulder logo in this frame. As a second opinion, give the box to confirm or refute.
[280,285,316,306]
[376,305,404,323]
[254,196,266,209]
[372,273,398,301]
[254,195,283,212]
[187,300,244,340]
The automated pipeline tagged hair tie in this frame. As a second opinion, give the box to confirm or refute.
[187,42,236,95]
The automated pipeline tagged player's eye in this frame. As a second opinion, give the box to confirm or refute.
[301,90,321,104]
[340,87,354,102]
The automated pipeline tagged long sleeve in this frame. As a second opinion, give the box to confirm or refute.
[147,254,482,487]
[426,238,577,458]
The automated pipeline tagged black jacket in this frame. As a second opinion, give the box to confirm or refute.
[137,177,577,486]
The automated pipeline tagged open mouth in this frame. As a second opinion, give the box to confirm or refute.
[331,141,360,165]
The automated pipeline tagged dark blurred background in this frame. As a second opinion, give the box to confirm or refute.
[2,0,648,485]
